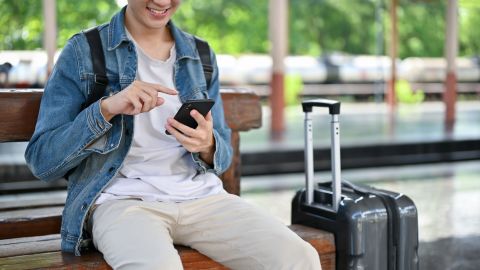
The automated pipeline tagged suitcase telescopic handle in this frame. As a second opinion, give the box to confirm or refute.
[302,99,342,212]
[302,99,341,114]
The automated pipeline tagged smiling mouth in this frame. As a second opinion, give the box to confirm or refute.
[147,7,170,16]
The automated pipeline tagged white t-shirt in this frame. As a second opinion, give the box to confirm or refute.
[95,32,225,204]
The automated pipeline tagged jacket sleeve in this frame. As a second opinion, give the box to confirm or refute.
[191,50,233,175]
[24,36,117,182]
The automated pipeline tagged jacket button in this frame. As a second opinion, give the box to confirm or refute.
[128,44,133,51]
[108,167,115,173]
[81,203,88,211]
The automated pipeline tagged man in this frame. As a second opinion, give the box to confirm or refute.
[25,1,321,269]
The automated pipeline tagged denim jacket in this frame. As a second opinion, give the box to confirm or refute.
[24,7,232,255]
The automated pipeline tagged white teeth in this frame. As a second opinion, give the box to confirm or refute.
[148,7,168,15]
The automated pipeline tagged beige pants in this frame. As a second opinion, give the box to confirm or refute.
[90,193,321,270]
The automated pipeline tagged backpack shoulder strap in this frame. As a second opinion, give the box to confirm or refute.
[83,27,108,109]
[81,31,212,107]
[194,37,213,89]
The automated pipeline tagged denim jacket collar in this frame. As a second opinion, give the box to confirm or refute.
[108,6,198,60]
[107,6,129,51]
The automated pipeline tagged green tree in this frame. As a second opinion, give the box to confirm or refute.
[289,0,378,56]
[174,0,268,54]
[397,1,446,58]
[1,0,479,58]
[0,0,118,50]
[459,0,480,56]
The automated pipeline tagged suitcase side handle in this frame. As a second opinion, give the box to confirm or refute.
[302,98,341,115]
[303,99,342,212]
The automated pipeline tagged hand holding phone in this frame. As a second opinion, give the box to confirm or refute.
[165,99,215,135]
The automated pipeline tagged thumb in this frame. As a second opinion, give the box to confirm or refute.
[156,97,165,106]
[205,111,213,121]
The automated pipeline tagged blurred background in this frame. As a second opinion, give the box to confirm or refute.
[1,0,479,269]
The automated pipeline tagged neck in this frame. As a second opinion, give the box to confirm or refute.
[124,10,173,46]
[124,11,174,61]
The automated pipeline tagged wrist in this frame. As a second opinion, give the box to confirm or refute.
[100,98,115,122]
[199,138,215,165]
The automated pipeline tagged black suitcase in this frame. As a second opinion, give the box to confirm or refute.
[291,99,419,270]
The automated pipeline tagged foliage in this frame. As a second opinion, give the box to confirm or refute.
[459,2,480,56]
[174,0,269,55]
[397,1,447,58]
[0,0,118,50]
[284,74,303,106]
[289,0,378,56]
[0,0,479,58]
[55,0,118,47]
[395,79,425,104]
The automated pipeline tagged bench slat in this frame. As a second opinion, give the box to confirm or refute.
[0,90,42,142]
[0,235,227,269]
[0,250,227,270]
[0,191,66,211]
[219,89,262,131]
[0,251,112,270]
[0,235,61,257]
[0,207,63,239]
[0,225,334,270]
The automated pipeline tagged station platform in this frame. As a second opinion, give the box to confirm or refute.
[238,100,480,268]
[240,100,480,151]
[239,100,480,175]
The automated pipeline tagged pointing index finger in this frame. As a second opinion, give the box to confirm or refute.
[142,81,178,95]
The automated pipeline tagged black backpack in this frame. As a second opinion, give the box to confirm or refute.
[83,28,213,108]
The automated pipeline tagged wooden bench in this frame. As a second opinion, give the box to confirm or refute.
[0,88,335,269]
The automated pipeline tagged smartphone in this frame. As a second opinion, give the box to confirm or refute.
[166,99,215,135]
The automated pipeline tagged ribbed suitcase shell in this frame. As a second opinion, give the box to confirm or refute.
[366,187,419,269]
[291,99,419,270]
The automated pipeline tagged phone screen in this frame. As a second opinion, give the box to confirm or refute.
[166,99,215,135]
